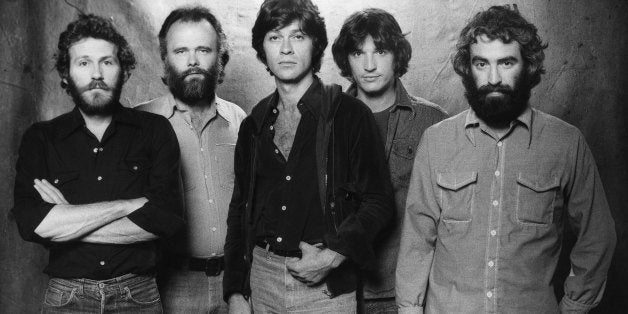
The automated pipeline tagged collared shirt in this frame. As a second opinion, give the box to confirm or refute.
[136,93,246,258]
[348,79,447,299]
[12,105,183,280]
[396,107,616,313]
[254,80,326,252]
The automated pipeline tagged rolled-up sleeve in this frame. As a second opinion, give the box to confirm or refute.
[560,132,616,312]
[11,125,55,244]
[396,129,439,311]
[126,116,184,238]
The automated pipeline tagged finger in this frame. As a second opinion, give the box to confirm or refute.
[36,180,64,204]
[40,179,69,204]
[33,184,55,203]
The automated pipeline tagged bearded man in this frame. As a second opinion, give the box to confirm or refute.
[12,14,183,313]
[136,6,246,313]
[395,5,616,313]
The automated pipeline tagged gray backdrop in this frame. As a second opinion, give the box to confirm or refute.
[1,0,626,312]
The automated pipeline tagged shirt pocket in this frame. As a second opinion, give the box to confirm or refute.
[49,170,80,196]
[116,157,152,191]
[436,171,477,222]
[215,143,236,190]
[389,139,417,188]
[516,173,559,226]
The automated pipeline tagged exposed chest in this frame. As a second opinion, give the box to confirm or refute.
[273,109,301,159]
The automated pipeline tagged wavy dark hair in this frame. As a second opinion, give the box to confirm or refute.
[159,6,229,84]
[453,5,548,88]
[332,8,411,79]
[252,0,327,74]
[55,14,136,90]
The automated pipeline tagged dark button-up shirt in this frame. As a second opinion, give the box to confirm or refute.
[12,105,183,280]
[255,91,326,251]
[348,79,448,299]
[396,107,616,313]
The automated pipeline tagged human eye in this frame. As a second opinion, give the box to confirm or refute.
[473,60,487,69]
[501,60,516,68]
[351,50,363,57]
[293,33,305,40]
[78,60,88,66]
[198,48,211,54]
[267,34,280,41]
[375,49,388,55]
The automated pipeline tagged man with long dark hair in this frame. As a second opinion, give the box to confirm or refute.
[136,6,246,313]
[223,0,394,312]
[396,6,615,313]
[332,9,447,312]
[11,14,182,312]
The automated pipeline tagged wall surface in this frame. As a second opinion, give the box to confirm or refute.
[1,0,627,312]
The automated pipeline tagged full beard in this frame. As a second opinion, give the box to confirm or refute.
[67,73,123,116]
[165,62,218,105]
[464,73,531,127]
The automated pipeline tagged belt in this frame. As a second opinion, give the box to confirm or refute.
[164,255,224,276]
[256,239,302,258]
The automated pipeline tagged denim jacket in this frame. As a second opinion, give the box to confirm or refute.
[348,79,447,299]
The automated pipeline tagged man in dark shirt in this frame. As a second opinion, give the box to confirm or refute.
[223,0,394,313]
[332,8,448,312]
[11,14,183,313]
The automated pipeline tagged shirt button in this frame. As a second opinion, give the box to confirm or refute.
[497,141,503,147]
[269,125,274,131]
[281,205,287,211]
[286,175,291,181]
[209,199,214,204]
[133,166,138,171]
[494,170,500,176]
[200,148,204,152]
[276,237,282,243]
[53,179,59,184]
[273,109,278,114]
[211,227,217,232]
[93,148,98,153]
[99,261,105,266]
[211,252,217,256]
[99,148,103,152]
[492,200,498,206]
[204,175,208,179]
[490,230,497,236]
[487,291,493,298]
[488,260,494,267]
[97,176,103,181]
[274,149,280,154]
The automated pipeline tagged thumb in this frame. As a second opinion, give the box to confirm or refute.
[299,241,317,255]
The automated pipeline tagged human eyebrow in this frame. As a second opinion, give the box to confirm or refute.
[471,56,488,64]
[498,56,519,64]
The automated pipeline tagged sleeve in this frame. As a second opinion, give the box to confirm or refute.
[223,118,252,302]
[126,116,184,238]
[396,129,439,312]
[560,133,616,312]
[11,125,55,245]
[324,106,395,269]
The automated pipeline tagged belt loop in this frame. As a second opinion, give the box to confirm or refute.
[264,242,271,260]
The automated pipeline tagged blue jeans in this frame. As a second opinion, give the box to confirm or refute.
[250,245,356,313]
[158,268,227,313]
[41,273,162,313]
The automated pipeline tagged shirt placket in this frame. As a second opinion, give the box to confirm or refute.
[485,136,506,313]
[202,126,221,256]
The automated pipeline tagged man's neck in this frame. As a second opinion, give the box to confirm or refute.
[78,109,112,142]
[275,73,314,111]
[176,95,216,117]
[356,81,397,113]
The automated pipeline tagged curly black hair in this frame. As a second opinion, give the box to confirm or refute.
[55,14,136,90]
[332,8,412,79]
[251,0,327,74]
[158,6,230,84]
[453,5,548,88]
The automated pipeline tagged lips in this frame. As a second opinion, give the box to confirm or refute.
[361,75,381,82]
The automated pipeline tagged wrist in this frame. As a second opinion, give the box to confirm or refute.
[326,249,346,268]
[228,293,246,304]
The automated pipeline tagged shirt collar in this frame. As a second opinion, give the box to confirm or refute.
[57,103,138,139]
[346,77,413,113]
[168,92,238,125]
[464,105,533,148]
[267,76,323,118]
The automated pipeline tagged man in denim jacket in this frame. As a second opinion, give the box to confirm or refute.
[396,6,616,313]
[332,8,447,313]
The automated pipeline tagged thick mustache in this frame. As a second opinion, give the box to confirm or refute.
[182,68,210,77]
[478,84,513,95]
[88,80,110,90]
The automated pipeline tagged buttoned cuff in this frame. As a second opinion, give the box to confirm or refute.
[398,305,424,314]
[559,296,595,314]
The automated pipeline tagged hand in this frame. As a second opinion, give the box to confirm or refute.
[228,293,251,314]
[286,241,346,286]
[34,179,69,205]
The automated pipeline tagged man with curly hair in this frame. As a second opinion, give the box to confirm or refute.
[396,5,616,313]
[11,14,182,312]
[136,6,246,313]
[223,0,394,312]
[331,9,447,312]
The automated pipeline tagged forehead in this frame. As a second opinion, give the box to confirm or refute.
[470,35,522,60]
[166,20,217,47]
[269,20,302,34]
[68,37,118,60]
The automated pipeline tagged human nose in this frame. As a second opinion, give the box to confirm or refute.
[91,64,103,80]
[187,51,199,67]
[364,53,376,71]
[280,39,294,55]
[488,65,502,86]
